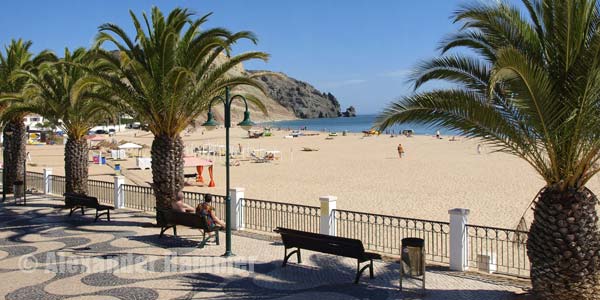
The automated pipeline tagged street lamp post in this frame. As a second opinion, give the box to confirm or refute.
[202,86,255,257]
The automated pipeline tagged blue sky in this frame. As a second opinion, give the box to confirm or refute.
[0,0,511,114]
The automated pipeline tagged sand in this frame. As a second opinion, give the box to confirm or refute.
[22,128,600,229]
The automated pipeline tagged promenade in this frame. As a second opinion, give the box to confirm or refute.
[0,195,530,300]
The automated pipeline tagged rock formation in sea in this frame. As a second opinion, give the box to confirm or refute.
[342,106,357,117]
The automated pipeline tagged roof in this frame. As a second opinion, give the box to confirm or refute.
[118,142,143,149]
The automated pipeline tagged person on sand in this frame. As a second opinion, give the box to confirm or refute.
[397,143,405,158]
[435,130,441,139]
[477,144,482,154]
[196,194,226,229]
[171,191,195,213]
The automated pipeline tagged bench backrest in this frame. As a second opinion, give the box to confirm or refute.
[64,192,100,207]
[156,209,210,230]
[275,227,366,259]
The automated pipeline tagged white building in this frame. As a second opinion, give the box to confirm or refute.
[23,114,45,131]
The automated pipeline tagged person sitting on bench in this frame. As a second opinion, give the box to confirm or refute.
[171,191,195,213]
[196,194,226,230]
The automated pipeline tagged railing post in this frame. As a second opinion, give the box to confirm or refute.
[43,168,52,194]
[449,208,470,271]
[229,187,245,230]
[114,176,125,209]
[319,195,337,236]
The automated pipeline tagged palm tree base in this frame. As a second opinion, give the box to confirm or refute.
[65,137,89,195]
[151,134,184,210]
[3,118,27,194]
[528,187,600,300]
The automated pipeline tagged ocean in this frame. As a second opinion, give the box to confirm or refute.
[261,114,461,135]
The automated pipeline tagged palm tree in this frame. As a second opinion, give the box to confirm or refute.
[377,1,600,299]
[92,7,269,210]
[0,39,53,193]
[0,48,116,194]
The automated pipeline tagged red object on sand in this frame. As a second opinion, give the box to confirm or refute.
[196,166,204,183]
[184,156,215,187]
[208,165,215,187]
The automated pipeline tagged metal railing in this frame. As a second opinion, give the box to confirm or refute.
[49,175,66,196]
[122,184,154,211]
[242,198,320,233]
[466,224,530,278]
[87,179,114,204]
[183,191,226,216]
[334,209,450,263]
[26,171,44,192]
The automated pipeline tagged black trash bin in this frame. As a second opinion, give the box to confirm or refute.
[13,180,25,205]
[400,237,425,292]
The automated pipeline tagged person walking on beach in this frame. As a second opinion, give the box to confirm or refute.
[436,130,441,139]
[477,144,482,154]
[397,143,405,158]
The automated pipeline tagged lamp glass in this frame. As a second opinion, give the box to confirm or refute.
[201,112,219,131]
[237,111,255,131]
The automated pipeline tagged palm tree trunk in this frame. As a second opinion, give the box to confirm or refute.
[3,118,26,194]
[64,136,88,195]
[151,134,184,210]
[528,187,600,300]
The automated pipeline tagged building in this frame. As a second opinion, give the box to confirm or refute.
[23,114,45,131]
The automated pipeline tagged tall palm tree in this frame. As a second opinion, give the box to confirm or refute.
[377,1,600,299]
[0,39,53,193]
[0,48,116,194]
[92,7,269,210]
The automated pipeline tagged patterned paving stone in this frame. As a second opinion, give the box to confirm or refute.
[0,196,529,300]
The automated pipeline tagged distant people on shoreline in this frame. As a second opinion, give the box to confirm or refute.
[397,143,405,158]
[435,130,441,139]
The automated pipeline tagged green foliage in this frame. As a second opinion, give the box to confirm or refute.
[92,7,270,137]
[0,48,118,139]
[0,39,55,117]
[377,0,600,191]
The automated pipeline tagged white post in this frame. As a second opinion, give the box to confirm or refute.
[319,195,337,236]
[230,187,245,230]
[43,168,52,194]
[113,176,125,209]
[449,208,470,271]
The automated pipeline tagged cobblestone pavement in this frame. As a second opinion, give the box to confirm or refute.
[0,195,530,300]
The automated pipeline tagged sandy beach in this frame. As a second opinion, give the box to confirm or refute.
[22,128,600,229]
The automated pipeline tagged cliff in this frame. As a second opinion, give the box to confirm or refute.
[198,55,344,123]
[248,70,341,119]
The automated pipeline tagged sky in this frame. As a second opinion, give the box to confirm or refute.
[0,0,514,115]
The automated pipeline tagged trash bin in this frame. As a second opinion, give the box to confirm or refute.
[400,237,425,292]
[13,180,25,205]
[115,164,121,175]
[101,157,106,165]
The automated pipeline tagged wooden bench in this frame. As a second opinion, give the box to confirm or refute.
[156,208,220,248]
[274,227,381,284]
[64,192,114,222]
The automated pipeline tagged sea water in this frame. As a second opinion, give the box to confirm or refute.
[261,114,461,135]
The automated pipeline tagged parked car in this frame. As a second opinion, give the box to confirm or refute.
[95,129,108,135]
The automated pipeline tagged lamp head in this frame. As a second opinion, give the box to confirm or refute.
[201,111,219,131]
[237,111,255,131]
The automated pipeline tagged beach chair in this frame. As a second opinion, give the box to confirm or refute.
[250,152,269,163]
